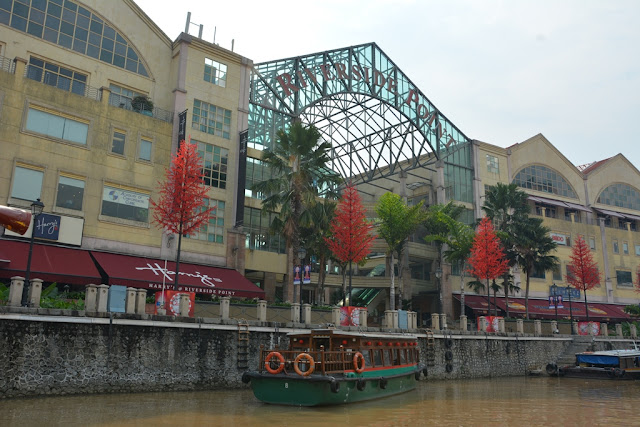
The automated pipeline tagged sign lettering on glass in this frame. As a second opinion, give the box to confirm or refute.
[103,188,148,208]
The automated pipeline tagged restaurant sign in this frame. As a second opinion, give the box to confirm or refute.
[549,232,568,245]
[34,213,60,240]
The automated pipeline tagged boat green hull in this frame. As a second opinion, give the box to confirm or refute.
[246,366,420,406]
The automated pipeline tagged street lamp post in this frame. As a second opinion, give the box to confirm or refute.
[551,284,558,323]
[21,198,44,307]
[296,246,306,307]
[435,267,442,314]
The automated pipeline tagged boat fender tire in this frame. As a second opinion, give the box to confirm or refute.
[330,379,340,393]
[614,368,625,378]
[445,350,453,361]
[379,378,388,389]
[445,363,453,373]
[357,378,366,391]
[353,352,366,373]
[414,371,421,381]
[545,363,558,375]
[422,367,429,377]
[293,353,315,377]
[264,351,285,375]
[444,338,453,348]
[241,372,251,384]
[607,369,616,378]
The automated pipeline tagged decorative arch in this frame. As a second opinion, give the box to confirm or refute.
[596,183,640,210]
[512,164,578,199]
[248,42,471,186]
[0,0,150,77]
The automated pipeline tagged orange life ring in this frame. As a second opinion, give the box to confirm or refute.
[264,351,285,374]
[353,352,365,373]
[293,353,315,376]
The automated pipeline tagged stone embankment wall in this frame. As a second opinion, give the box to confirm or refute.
[0,312,577,399]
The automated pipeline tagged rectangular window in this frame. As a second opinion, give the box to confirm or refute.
[187,199,225,243]
[56,175,84,210]
[26,107,88,144]
[204,58,227,87]
[192,99,231,139]
[111,130,126,155]
[486,154,499,174]
[108,83,143,109]
[589,237,596,250]
[616,270,633,287]
[101,185,149,222]
[531,266,546,279]
[613,240,619,254]
[26,56,87,95]
[552,264,562,281]
[196,140,228,189]
[11,166,44,201]
[623,242,629,255]
[139,137,152,161]
[636,244,640,256]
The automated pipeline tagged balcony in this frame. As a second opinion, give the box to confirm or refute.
[108,93,173,123]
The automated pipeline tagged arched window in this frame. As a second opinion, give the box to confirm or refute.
[596,183,640,210]
[0,0,149,77]
[512,165,577,198]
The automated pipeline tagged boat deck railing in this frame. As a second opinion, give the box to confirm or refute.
[259,347,360,376]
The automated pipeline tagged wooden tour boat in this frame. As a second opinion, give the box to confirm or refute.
[558,349,640,380]
[242,329,426,406]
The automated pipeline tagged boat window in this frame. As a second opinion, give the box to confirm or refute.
[363,350,372,367]
[385,349,393,366]
[399,349,407,365]
[373,349,383,367]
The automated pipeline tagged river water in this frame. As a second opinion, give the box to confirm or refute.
[0,377,638,427]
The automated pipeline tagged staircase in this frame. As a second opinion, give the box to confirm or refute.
[556,336,594,366]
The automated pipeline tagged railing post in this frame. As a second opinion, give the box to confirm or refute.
[550,320,558,335]
[291,303,300,323]
[600,323,608,336]
[96,284,109,313]
[439,313,447,330]
[358,308,368,328]
[85,284,98,313]
[459,315,468,332]
[534,320,542,337]
[135,289,147,315]
[516,318,524,334]
[631,324,638,339]
[478,316,487,332]
[179,293,190,317]
[125,287,137,314]
[331,306,340,326]
[498,317,505,333]
[431,313,440,331]
[303,303,312,325]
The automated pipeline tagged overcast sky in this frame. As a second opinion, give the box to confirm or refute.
[136,0,640,170]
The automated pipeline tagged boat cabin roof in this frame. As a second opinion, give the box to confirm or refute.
[287,329,417,341]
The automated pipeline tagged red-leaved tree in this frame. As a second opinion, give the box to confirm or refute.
[150,138,213,290]
[325,183,377,306]
[566,234,600,322]
[467,217,509,316]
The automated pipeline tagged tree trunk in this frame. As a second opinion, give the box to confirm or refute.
[524,269,531,320]
[173,224,183,291]
[584,288,590,322]
[389,252,395,311]
[486,278,490,318]
[503,271,510,318]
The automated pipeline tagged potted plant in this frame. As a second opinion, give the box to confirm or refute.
[131,95,154,116]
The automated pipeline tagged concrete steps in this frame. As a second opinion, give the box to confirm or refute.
[556,336,594,366]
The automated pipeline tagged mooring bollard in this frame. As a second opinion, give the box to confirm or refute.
[516,318,524,334]
[359,308,368,328]
[125,288,137,314]
[85,284,98,312]
[303,303,312,325]
[220,296,230,320]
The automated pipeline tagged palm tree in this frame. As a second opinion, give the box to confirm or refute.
[483,183,530,317]
[252,121,342,302]
[512,217,559,319]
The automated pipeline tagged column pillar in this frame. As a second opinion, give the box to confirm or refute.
[125,287,137,314]
[96,284,109,313]
[615,323,623,337]
[534,320,542,336]
[302,303,312,325]
[478,316,487,332]
[431,313,440,331]
[516,318,524,334]
[257,300,267,322]
[600,323,608,336]
[358,308,368,328]
[8,276,24,307]
[85,284,98,312]
[291,303,300,323]
[220,296,230,320]
[459,315,467,332]
[135,289,147,314]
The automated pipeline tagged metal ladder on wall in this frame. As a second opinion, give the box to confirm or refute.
[237,320,250,370]
[424,328,436,366]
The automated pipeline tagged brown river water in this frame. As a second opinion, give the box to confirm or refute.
[0,377,638,427]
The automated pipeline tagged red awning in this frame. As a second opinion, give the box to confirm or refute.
[455,294,632,321]
[90,251,265,298]
[0,239,102,285]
